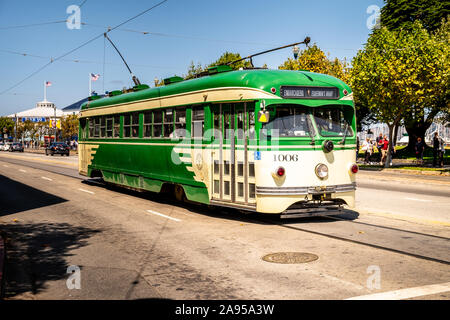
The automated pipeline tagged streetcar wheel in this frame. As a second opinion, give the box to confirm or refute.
[174,185,186,202]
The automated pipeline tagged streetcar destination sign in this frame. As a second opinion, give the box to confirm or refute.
[280,86,339,99]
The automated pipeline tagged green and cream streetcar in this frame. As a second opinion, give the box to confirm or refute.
[78,66,358,218]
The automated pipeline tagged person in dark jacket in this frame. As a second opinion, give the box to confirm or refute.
[415,137,424,165]
[433,132,445,167]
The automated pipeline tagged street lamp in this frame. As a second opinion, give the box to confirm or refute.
[293,45,299,59]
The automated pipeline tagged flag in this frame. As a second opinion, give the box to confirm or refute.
[90,73,100,81]
[45,81,52,87]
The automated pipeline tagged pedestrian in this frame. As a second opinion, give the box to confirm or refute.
[433,132,445,167]
[415,137,424,165]
[376,133,383,162]
[362,138,372,164]
[433,132,443,167]
[356,136,360,161]
[380,135,389,165]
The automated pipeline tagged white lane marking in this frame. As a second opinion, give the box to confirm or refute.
[346,281,450,300]
[146,209,181,222]
[78,188,95,194]
[41,176,53,181]
[404,197,432,202]
[19,169,27,173]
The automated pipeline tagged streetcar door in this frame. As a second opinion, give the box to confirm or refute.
[211,103,255,205]
[211,104,233,202]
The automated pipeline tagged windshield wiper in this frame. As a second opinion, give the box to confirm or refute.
[339,123,349,145]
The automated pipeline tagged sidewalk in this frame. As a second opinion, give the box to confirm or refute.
[357,158,450,177]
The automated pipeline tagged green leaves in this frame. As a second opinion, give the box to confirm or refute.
[350,19,449,125]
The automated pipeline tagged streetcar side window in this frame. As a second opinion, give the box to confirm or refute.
[131,112,139,138]
[174,108,187,138]
[192,107,204,139]
[94,117,101,138]
[88,118,94,138]
[164,109,174,138]
[123,113,131,137]
[80,118,87,139]
[106,117,113,138]
[153,110,162,138]
[143,111,152,138]
[113,115,120,138]
[100,116,106,138]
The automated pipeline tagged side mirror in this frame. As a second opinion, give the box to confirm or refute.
[257,110,270,123]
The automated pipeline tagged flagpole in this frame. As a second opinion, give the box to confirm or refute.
[89,74,91,96]
[44,81,47,101]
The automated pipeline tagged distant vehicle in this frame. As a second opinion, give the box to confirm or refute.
[45,142,70,156]
[2,143,11,151]
[0,143,4,150]
[9,142,24,152]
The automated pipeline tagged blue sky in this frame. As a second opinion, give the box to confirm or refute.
[0,0,384,116]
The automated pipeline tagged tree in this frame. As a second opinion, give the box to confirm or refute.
[0,117,15,138]
[350,21,448,167]
[278,44,351,82]
[61,114,79,140]
[381,0,450,33]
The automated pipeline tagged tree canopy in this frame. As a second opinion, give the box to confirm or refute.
[381,0,450,32]
[351,19,449,165]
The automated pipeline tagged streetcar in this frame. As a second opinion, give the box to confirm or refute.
[78,66,357,218]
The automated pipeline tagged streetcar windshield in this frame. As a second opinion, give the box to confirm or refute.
[312,107,353,137]
[262,105,313,137]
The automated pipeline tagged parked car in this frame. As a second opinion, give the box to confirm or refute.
[45,142,70,156]
[2,143,11,151]
[9,142,24,152]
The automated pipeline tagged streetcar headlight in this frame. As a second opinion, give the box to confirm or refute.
[315,163,328,179]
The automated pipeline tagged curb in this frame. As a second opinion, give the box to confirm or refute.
[360,167,450,177]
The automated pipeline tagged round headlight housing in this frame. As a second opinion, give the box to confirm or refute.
[315,163,329,179]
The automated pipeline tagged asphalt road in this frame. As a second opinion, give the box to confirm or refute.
[0,152,449,300]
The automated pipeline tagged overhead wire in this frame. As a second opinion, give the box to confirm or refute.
[0,0,169,96]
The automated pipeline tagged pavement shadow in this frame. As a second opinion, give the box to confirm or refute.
[0,174,68,216]
[0,222,101,299]
[81,178,360,225]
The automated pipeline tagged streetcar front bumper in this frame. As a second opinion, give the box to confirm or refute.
[255,182,356,214]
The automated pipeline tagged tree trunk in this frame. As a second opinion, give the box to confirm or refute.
[393,122,399,147]
[405,124,428,151]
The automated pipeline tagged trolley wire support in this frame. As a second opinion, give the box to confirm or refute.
[226,36,311,68]
[103,33,141,87]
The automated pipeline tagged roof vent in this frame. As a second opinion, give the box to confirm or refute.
[208,65,232,75]
[163,76,184,85]
[133,84,150,91]
[108,90,123,97]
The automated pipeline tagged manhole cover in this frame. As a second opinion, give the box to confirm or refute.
[262,252,318,264]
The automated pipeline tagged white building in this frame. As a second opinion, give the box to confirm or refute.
[8,100,64,123]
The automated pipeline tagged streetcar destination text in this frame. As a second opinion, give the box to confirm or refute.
[280,86,339,99]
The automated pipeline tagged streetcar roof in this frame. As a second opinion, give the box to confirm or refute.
[81,69,351,111]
